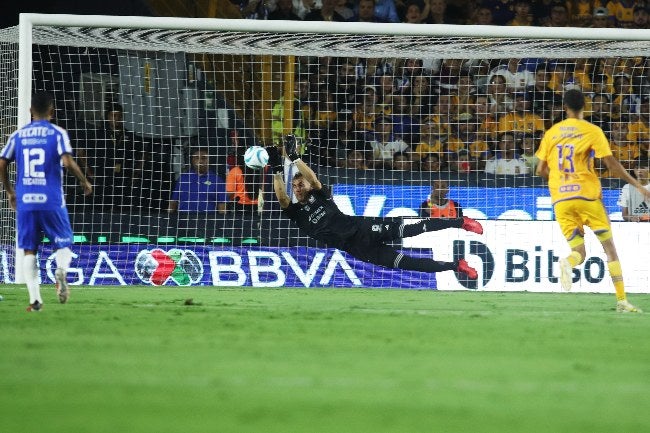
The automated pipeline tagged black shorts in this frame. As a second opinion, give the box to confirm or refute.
[341,218,401,269]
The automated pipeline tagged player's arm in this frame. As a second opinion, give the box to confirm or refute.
[0,158,16,210]
[267,145,291,209]
[273,173,291,209]
[61,154,92,196]
[603,155,650,200]
[283,134,322,190]
[535,159,549,180]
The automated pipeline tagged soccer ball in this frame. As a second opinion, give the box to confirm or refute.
[244,146,269,170]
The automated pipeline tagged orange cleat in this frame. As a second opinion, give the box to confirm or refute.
[457,259,478,280]
[461,216,483,235]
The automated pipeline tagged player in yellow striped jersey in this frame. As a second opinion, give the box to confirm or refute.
[536,89,650,313]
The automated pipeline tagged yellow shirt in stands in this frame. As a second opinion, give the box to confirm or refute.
[498,111,545,134]
[536,118,612,204]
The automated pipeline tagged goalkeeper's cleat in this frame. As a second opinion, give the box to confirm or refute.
[456,259,478,280]
[26,300,42,312]
[461,216,483,235]
[283,134,300,162]
[559,258,573,291]
[616,300,643,313]
[55,268,69,304]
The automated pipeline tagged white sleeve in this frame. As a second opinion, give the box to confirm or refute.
[617,184,630,207]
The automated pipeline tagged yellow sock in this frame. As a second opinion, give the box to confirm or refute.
[567,251,583,267]
[608,261,626,302]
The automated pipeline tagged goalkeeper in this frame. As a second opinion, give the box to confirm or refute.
[268,135,483,280]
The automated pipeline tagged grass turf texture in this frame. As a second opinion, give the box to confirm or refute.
[1,286,649,433]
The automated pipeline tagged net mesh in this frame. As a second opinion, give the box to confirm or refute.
[0,20,648,290]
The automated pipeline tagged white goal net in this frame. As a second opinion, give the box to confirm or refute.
[0,15,649,291]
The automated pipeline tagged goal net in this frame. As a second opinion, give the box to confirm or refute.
[0,15,649,291]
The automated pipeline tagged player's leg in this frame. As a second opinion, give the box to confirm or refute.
[17,211,43,311]
[584,201,641,312]
[372,217,482,242]
[553,200,586,291]
[41,208,74,304]
[346,240,478,279]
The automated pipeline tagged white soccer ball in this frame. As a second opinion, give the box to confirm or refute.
[244,146,269,170]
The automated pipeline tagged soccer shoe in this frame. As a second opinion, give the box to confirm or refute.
[616,300,643,313]
[55,268,69,304]
[461,216,483,235]
[559,258,573,291]
[26,300,42,312]
[457,259,478,280]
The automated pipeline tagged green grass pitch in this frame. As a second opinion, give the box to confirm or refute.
[1,285,649,433]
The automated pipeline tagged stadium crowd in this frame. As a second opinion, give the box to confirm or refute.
[218,0,650,176]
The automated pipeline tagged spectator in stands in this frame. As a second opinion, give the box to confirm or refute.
[355,0,385,21]
[334,59,360,110]
[484,131,529,175]
[271,75,311,145]
[344,149,370,170]
[590,6,613,27]
[479,0,515,25]
[618,158,650,221]
[455,112,491,170]
[520,131,541,174]
[453,148,473,173]
[90,103,144,212]
[390,92,419,144]
[368,115,411,169]
[304,0,347,20]
[628,95,650,157]
[611,72,638,118]
[422,0,451,23]
[408,73,435,120]
[631,5,649,28]
[376,73,398,108]
[529,63,555,116]
[419,152,443,172]
[371,0,400,22]
[486,72,513,117]
[473,93,499,142]
[168,148,228,214]
[545,1,570,26]
[237,0,271,19]
[354,85,390,137]
[419,179,464,218]
[607,0,636,28]
[403,0,425,23]
[470,5,495,25]
[497,90,546,135]
[335,0,355,20]
[413,120,445,162]
[226,152,261,213]
[392,151,414,170]
[588,93,613,133]
[567,0,597,27]
[608,120,639,171]
[507,0,534,25]
[268,0,302,19]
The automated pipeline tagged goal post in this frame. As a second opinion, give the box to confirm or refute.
[1,13,649,291]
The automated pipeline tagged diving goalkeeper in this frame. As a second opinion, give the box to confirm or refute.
[268,136,482,280]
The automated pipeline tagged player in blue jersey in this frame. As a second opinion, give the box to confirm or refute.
[0,91,92,311]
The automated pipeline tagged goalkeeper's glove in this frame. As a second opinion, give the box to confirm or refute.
[266,145,284,174]
[284,134,300,162]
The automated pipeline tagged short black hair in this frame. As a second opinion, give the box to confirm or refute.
[563,89,585,111]
[31,91,54,116]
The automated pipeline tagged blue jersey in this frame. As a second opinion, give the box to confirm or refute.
[0,120,73,211]
[171,170,228,212]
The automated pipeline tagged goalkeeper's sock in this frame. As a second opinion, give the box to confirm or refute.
[608,260,627,302]
[400,218,462,238]
[23,254,42,304]
[567,251,583,267]
[395,254,456,273]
